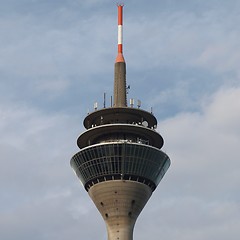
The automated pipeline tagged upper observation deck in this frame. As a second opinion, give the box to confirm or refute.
[84,107,158,130]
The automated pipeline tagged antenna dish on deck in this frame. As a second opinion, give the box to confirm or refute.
[142,121,148,127]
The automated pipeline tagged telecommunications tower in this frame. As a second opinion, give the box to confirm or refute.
[71,5,170,240]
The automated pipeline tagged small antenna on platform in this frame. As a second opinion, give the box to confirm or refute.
[137,100,141,109]
[94,102,98,111]
[103,92,106,108]
[130,98,134,108]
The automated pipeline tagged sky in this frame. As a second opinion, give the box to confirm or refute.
[0,0,240,239]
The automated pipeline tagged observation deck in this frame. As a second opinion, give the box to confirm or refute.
[71,104,170,192]
[71,142,170,191]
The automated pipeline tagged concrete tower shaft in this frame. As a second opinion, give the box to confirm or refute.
[89,181,152,240]
[114,61,127,107]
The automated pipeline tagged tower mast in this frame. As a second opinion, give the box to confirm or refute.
[71,5,171,240]
[116,4,125,61]
[114,4,127,107]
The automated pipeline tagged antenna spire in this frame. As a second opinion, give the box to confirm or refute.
[114,4,127,107]
[115,4,125,63]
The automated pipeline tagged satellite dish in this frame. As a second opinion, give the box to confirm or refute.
[142,121,148,127]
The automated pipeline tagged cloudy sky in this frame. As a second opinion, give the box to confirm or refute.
[1,0,240,239]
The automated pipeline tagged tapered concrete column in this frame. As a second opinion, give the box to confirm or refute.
[114,61,127,107]
[88,180,152,240]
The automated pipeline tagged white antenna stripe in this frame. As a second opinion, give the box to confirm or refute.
[118,25,123,44]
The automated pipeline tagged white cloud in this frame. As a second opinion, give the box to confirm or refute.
[145,87,240,240]
[203,87,240,135]
[125,2,240,80]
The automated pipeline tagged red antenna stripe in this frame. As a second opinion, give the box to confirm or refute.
[118,44,122,53]
[118,5,123,25]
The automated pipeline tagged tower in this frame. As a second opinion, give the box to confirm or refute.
[70,5,170,240]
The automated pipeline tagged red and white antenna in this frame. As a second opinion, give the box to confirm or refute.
[114,3,127,107]
[116,4,125,63]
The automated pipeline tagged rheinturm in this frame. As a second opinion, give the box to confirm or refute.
[70,5,171,240]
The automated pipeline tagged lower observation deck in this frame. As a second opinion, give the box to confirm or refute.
[71,142,170,191]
